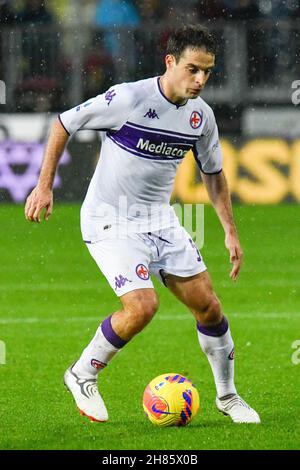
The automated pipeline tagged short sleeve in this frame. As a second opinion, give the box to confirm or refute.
[193,107,222,174]
[58,83,135,136]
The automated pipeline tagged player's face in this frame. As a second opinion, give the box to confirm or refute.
[165,47,215,101]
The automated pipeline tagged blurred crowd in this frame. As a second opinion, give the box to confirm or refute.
[2,0,300,25]
[1,0,300,111]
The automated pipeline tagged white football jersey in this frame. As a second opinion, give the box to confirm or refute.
[59,77,222,242]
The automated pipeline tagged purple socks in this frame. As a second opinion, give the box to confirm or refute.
[101,315,127,348]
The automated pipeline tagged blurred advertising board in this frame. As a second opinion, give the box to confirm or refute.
[0,114,299,204]
[0,114,98,203]
[173,140,300,204]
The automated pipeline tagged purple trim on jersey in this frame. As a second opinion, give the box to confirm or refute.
[78,128,111,132]
[107,133,186,161]
[148,231,173,245]
[112,123,197,145]
[158,235,172,244]
[201,168,223,175]
[107,123,195,161]
[197,316,229,337]
[58,114,70,136]
[126,121,199,140]
[83,240,92,244]
[193,151,222,175]
[157,77,188,109]
[101,315,127,349]
[107,133,180,161]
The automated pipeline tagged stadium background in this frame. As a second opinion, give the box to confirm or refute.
[1,0,300,451]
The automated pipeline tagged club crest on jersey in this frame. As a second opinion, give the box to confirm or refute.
[144,108,159,119]
[91,359,107,370]
[190,111,202,129]
[136,264,149,280]
[228,348,235,360]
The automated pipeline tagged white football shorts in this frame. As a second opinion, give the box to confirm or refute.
[85,225,207,297]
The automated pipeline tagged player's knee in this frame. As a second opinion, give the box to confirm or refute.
[125,291,159,326]
[138,292,159,323]
[194,295,222,326]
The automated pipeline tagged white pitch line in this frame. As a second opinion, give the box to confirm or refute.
[1,280,300,291]
[0,316,100,325]
[160,313,299,319]
[0,312,298,325]
[0,283,102,291]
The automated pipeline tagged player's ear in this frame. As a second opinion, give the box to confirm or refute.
[165,54,176,70]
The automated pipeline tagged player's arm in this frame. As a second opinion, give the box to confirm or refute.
[25,84,134,223]
[201,170,243,281]
[25,118,69,223]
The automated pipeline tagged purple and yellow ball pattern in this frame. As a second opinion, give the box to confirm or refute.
[143,373,200,426]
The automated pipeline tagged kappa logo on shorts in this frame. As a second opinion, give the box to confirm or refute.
[91,359,107,370]
[136,264,149,280]
[114,274,132,290]
[228,348,235,360]
[190,111,203,129]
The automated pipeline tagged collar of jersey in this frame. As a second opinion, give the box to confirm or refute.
[156,77,188,109]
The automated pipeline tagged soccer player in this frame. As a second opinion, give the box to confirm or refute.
[25,25,260,424]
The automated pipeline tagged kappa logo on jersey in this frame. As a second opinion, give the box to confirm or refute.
[228,348,235,360]
[136,264,149,280]
[105,89,116,106]
[144,108,159,119]
[91,359,107,370]
[114,274,132,290]
[190,111,203,129]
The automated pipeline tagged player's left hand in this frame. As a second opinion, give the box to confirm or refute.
[225,232,243,281]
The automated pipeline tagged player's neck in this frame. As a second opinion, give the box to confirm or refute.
[159,75,187,107]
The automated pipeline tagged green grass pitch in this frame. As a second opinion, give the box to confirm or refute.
[0,203,299,450]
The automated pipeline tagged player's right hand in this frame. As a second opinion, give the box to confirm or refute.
[25,186,53,223]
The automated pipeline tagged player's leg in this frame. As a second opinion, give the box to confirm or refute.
[72,287,159,378]
[164,270,260,423]
[164,270,235,395]
[149,225,260,423]
[65,287,159,422]
[64,235,159,422]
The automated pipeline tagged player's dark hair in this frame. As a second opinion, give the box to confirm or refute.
[166,25,217,61]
